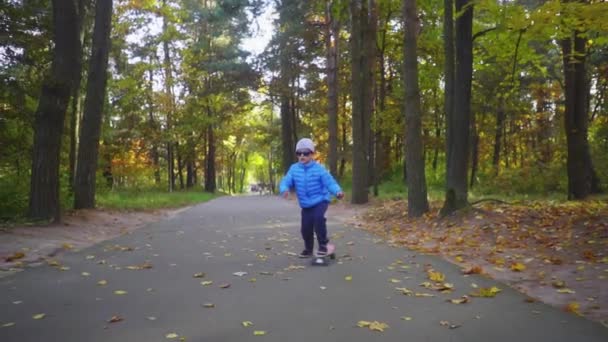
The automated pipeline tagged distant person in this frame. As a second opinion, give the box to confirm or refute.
[279,138,344,258]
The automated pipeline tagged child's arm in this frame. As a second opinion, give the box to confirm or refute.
[320,168,343,198]
[279,167,295,195]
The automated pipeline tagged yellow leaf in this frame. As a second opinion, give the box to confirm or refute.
[345,275,353,281]
[427,270,445,282]
[389,278,401,283]
[2,322,16,327]
[81,272,90,277]
[203,303,215,308]
[511,263,526,272]
[97,280,107,286]
[565,302,581,315]
[193,273,205,278]
[242,321,253,327]
[415,293,435,297]
[473,286,501,297]
[166,332,179,339]
[114,290,127,295]
[369,321,389,332]
[249,278,257,282]
[401,316,413,321]
[448,296,469,304]
[557,288,576,294]
[357,321,371,327]
[201,281,213,286]
[32,314,46,320]
[455,256,464,262]
[253,330,266,336]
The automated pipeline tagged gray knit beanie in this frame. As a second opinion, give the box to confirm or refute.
[295,138,315,152]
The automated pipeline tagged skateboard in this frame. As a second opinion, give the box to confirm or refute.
[311,243,336,266]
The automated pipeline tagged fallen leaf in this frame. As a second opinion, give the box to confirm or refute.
[219,283,231,289]
[439,320,461,329]
[357,320,388,332]
[32,313,46,320]
[448,296,470,304]
[5,252,25,262]
[463,266,483,274]
[193,272,206,278]
[203,303,215,308]
[401,316,412,321]
[81,272,90,277]
[165,332,179,339]
[108,315,123,323]
[2,322,16,327]
[114,290,128,295]
[345,275,353,281]
[147,316,157,321]
[201,281,213,286]
[97,280,108,286]
[389,278,401,283]
[427,270,445,282]
[233,272,248,277]
[253,330,266,336]
[564,302,581,315]
[557,288,576,294]
[242,321,253,327]
[510,262,526,272]
[395,287,413,295]
[471,286,501,298]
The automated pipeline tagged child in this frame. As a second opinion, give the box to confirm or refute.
[279,138,344,258]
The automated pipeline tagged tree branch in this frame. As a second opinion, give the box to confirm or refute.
[472,26,497,41]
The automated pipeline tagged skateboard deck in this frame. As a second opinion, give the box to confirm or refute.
[311,243,336,266]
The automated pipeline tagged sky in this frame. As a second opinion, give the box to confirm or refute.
[240,3,276,56]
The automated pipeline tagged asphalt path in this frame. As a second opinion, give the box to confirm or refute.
[1,196,607,341]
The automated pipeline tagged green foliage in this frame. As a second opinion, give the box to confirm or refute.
[96,189,217,210]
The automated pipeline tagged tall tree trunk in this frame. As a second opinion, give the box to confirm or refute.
[350,0,373,204]
[326,1,340,177]
[403,0,429,217]
[162,0,175,192]
[492,101,505,173]
[176,142,184,189]
[147,64,161,185]
[74,0,113,209]
[28,0,81,221]
[68,0,89,192]
[204,106,216,193]
[470,110,479,188]
[366,0,377,188]
[443,0,454,165]
[561,26,602,199]
[441,0,472,217]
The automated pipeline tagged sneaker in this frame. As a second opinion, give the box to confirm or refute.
[298,250,313,258]
[317,245,328,256]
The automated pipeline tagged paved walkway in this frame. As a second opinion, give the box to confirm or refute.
[1,196,606,341]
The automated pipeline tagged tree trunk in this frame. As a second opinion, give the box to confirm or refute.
[561,28,602,199]
[28,0,81,221]
[443,0,454,163]
[204,107,216,193]
[492,101,505,173]
[162,0,175,192]
[441,0,472,217]
[326,1,340,178]
[74,0,113,209]
[470,110,479,188]
[350,0,372,204]
[403,0,429,217]
[147,65,161,185]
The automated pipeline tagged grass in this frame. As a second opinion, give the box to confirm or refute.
[96,189,218,210]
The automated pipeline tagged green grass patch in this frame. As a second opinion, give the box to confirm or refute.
[97,189,218,210]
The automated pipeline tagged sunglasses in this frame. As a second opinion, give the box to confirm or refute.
[296,151,312,157]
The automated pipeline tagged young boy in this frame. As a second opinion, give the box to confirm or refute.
[279,138,344,258]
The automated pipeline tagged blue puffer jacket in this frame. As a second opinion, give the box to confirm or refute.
[279,161,342,208]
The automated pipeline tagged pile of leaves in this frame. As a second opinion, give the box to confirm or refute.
[359,198,608,325]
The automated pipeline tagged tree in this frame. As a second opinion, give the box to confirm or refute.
[28,0,82,221]
[560,0,602,199]
[326,0,340,178]
[403,0,429,217]
[350,0,375,204]
[74,0,114,209]
[441,0,473,216]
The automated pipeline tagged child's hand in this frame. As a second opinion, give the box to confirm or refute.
[281,191,289,199]
[336,192,344,200]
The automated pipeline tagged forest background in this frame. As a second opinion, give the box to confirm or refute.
[0,0,606,220]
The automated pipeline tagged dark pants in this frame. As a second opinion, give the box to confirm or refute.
[301,201,329,251]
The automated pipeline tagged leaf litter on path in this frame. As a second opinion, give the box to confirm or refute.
[360,199,608,324]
